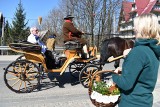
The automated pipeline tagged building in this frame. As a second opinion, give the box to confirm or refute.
[118,0,160,39]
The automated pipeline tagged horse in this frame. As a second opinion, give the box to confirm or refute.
[100,37,134,68]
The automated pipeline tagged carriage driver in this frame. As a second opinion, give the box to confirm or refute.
[62,15,90,59]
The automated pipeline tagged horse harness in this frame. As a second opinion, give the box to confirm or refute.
[124,39,134,49]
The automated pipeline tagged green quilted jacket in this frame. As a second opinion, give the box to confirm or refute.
[112,39,160,107]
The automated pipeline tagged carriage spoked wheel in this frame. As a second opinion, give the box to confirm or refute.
[4,60,41,93]
[79,64,101,88]
[16,54,25,60]
[69,61,86,78]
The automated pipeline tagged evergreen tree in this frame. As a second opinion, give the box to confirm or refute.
[4,21,12,45]
[10,0,29,42]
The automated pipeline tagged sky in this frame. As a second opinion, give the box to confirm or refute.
[0,0,59,27]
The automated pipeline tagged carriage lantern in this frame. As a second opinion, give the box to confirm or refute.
[38,16,42,25]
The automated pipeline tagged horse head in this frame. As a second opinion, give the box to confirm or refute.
[100,39,111,65]
[100,37,134,68]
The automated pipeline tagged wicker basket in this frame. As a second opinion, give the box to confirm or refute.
[88,70,120,107]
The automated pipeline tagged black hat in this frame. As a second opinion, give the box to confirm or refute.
[64,15,74,20]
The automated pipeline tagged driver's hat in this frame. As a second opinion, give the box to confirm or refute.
[64,15,74,20]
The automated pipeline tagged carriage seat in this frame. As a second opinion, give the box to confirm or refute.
[64,41,82,50]
[9,42,42,54]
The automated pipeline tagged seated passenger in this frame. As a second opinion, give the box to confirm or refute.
[27,27,47,54]
[27,27,55,69]
[62,15,89,59]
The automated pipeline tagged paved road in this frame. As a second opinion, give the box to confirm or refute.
[0,58,160,107]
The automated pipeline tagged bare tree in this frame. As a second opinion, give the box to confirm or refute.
[38,0,122,47]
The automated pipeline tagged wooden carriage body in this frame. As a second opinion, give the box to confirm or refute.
[9,42,97,75]
[4,41,99,93]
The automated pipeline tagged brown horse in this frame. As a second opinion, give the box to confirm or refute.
[100,37,134,68]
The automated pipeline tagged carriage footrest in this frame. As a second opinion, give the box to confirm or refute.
[64,41,82,50]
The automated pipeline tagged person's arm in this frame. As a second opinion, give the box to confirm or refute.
[112,48,145,91]
[27,34,37,44]
[66,22,83,35]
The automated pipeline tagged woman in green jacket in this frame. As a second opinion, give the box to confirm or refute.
[112,13,160,107]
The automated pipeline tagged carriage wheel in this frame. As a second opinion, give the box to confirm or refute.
[4,60,41,93]
[16,55,25,60]
[69,61,86,78]
[90,59,100,65]
[79,64,100,88]
[79,64,99,88]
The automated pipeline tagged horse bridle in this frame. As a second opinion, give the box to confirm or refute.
[124,39,132,49]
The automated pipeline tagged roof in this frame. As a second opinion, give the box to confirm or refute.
[122,0,158,22]
[136,0,157,15]
[122,1,133,22]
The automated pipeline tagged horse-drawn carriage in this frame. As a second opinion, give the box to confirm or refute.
[3,37,134,93]
[3,40,100,93]
[3,37,134,107]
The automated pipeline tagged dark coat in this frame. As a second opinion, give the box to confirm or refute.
[62,20,86,45]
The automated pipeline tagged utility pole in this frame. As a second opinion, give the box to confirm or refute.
[0,12,3,38]
[0,12,5,55]
[1,17,5,46]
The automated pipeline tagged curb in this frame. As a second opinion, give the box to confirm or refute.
[0,55,21,61]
